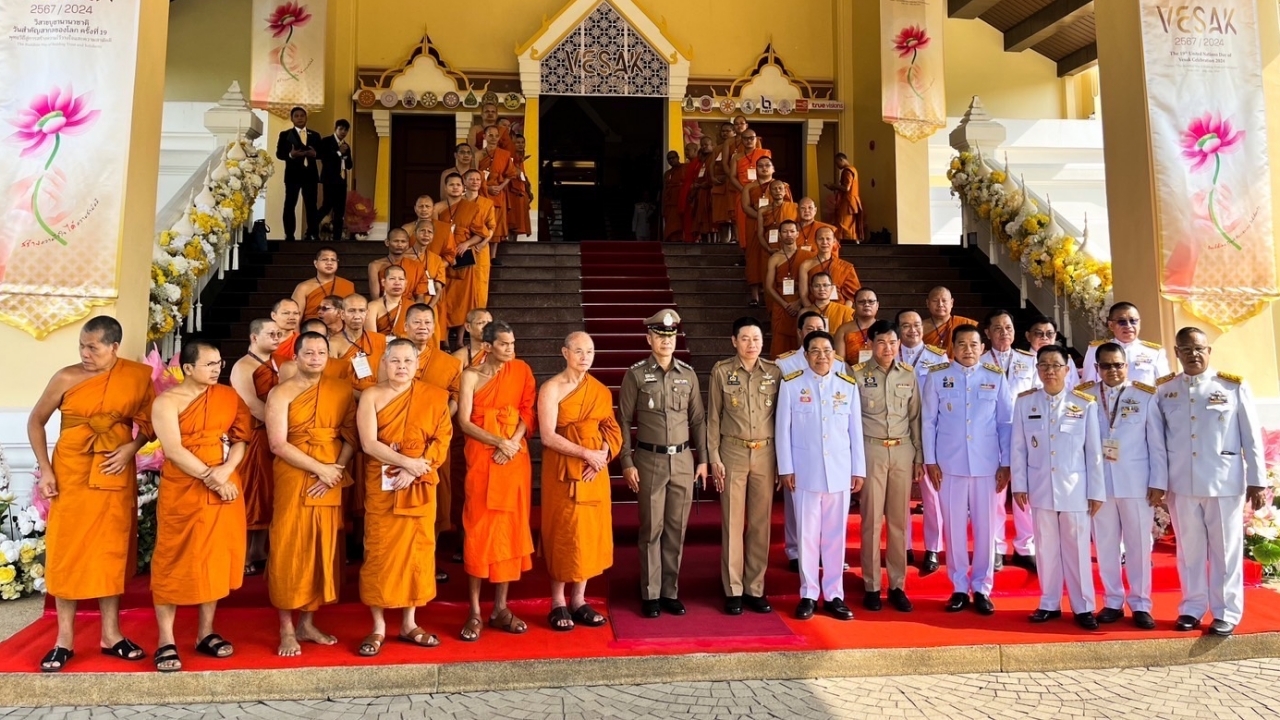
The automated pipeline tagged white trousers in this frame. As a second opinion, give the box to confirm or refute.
[1032,508,1095,614]
[910,475,945,553]
[941,474,996,595]
[994,486,1037,556]
[1168,492,1246,624]
[795,488,851,602]
[783,486,799,560]
[1092,498,1155,612]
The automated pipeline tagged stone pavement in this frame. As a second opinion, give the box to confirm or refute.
[4,657,1280,719]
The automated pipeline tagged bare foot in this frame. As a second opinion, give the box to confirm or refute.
[277,634,302,657]
[296,624,338,646]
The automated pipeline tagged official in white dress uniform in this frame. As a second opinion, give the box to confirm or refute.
[983,309,1039,573]
[1080,303,1171,386]
[896,309,948,575]
[777,311,845,572]
[777,331,866,621]
[1012,345,1106,630]
[1089,342,1167,629]
[1024,317,1080,392]
[1157,327,1266,637]
[922,324,1013,615]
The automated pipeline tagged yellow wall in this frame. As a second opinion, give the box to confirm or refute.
[164,0,251,101]
[943,19,1065,120]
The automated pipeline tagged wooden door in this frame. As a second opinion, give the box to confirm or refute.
[389,115,454,229]
[752,121,805,192]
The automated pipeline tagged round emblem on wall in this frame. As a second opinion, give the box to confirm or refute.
[719,98,737,115]
[357,89,377,108]
[740,98,757,115]
[503,92,522,110]
[379,90,398,107]
[462,91,480,108]
[778,99,794,115]
[442,91,460,108]
[401,90,418,108]
[421,91,439,108]
[698,96,714,113]
[681,96,698,113]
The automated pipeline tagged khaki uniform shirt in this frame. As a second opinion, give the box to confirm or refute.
[618,354,708,470]
[706,356,780,466]
[851,360,924,463]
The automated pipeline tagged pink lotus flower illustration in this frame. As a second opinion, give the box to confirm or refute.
[5,87,99,246]
[893,26,930,101]
[265,2,312,81]
[1181,113,1244,250]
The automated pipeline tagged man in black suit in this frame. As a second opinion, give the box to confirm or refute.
[318,119,353,241]
[275,106,322,241]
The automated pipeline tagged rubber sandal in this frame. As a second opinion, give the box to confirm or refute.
[488,607,528,635]
[154,644,182,673]
[397,627,440,647]
[571,604,608,627]
[244,561,265,576]
[548,605,575,632]
[100,638,145,661]
[195,633,234,658]
[358,633,384,657]
[460,615,482,642]
[40,646,73,673]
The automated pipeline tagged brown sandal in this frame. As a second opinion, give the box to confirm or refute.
[397,626,440,647]
[460,615,482,642]
[488,607,528,635]
[358,633,384,657]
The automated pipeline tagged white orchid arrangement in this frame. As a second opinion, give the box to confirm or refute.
[0,448,47,599]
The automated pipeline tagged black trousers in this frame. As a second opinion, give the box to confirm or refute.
[320,181,348,240]
[283,179,319,240]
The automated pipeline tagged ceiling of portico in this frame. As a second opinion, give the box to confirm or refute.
[950,0,1097,77]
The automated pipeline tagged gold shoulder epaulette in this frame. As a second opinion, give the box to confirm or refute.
[783,369,803,382]
[1089,339,1106,347]
[834,353,846,362]
[897,361,914,372]
[837,371,857,385]
[1156,372,1177,386]
[630,359,647,369]
[1018,388,1038,398]
[929,362,951,372]
[1073,388,1096,402]
[925,344,945,356]
[675,358,694,370]
[1132,381,1156,394]
[759,356,778,366]
[1218,371,1243,384]
[778,350,796,359]
[853,361,868,372]
[982,362,1004,375]
[1075,381,1097,392]
[1140,340,1163,350]
[1015,348,1034,356]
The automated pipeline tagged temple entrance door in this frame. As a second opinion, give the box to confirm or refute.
[388,114,454,230]
[753,122,805,194]
[538,96,664,242]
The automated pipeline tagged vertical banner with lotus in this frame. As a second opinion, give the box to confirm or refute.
[880,0,946,142]
[1141,0,1278,329]
[250,0,326,114]
[0,2,141,339]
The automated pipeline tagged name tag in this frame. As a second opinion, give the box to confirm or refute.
[716,152,723,162]
[858,350,872,364]
[221,436,230,463]
[482,170,490,181]
[782,277,795,295]
[520,171,526,181]
[381,465,397,492]
[426,279,436,296]
[698,166,706,178]
[352,352,372,380]
[1103,438,1120,463]
[980,383,996,391]
[746,168,757,181]
[768,229,779,244]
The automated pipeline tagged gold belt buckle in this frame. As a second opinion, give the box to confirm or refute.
[882,439,902,447]
[746,440,762,450]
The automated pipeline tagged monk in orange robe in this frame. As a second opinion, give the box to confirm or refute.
[730,132,771,251]
[328,294,386,397]
[922,286,979,357]
[826,153,865,242]
[661,150,684,242]
[27,317,154,672]
[507,134,533,239]
[741,157,791,306]
[804,271,855,333]
[150,340,252,671]
[756,180,798,313]
[478,125,518,257]
[451,308,493,369]
[440,170,496,349]
[690,136,716,241]
[457,320,536,641]
[834,288,882,365]
[469,102,514,154]
[796,197,837,252]
[405,304,462,547]
[368,227,427,301]
[291,247,356,321]
[798,226,861,306]
[269,299,302,366]
[355,339,453,655]
[538,332,622,630]
[410,222,450,338]
[678,142,702,244]
[265,331,358,657]
[229,318,283,574]
[763,220,816,358]
[709,123,736,242]
[367,266,411,340]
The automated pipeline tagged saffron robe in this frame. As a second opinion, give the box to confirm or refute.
[678,158,703,243]
[923,315,980,357]
[813,302,855,338]
[378,254,429,300]
[46,359,154,600]
[463,360,536,582]
[301,277,356,320]
[769,247,817,359]
[834,166,865,241]
[267,377,357,612]
[733,149,772,248]
[244,359,279,530]
[540,375,622,583]
[271,331,299,366]
[797,220,837,253]
[710,144,736,225]
[507,155,532,237]
[414,345,463,535]
[151,385,252,606]
[661,167,684,241]
[443,197,496,328]
[360,381,452,609]
[479,147,519,240]
[843,323,875,363]
[809,255,862,305]
[754,196,797,290]
[374,298,410,340]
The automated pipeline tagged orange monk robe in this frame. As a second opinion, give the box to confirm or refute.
[480,148,519,240]
[834,166,865,241]
[709,144,735,225]
[418,250,450,347]
[843,325,875,364]
[444,198,496,328]
[814,302,855,338]
[758,199,799,295]
[923,315,980,357]
[336,332,386,520]
[463,359,536,582]
[271,331,298,366]
[151,385,252,606]
[414,345,463,535]
[244,360,280,530]
[267,378,357,612]
[46,360,155,600]
[744,181,792,287]
[769,247,816,359]
[428,219,458,266]
[734,149,772,248]
[692,162,714,236]
[507,156,532,237]
[374,300,410,340]
[540,375,622,583]
[797,220,838,253]
[360,381,452,609]
[810,256,862,305]
[678,158,702,243]
[381,255,429,301]
[472,125,514,153]
[301,277,356,320]
[661,167,684,241]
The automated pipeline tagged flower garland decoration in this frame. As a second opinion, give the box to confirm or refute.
[0,447,47,600]
[947,151,1113,333]
[149,137,274,341]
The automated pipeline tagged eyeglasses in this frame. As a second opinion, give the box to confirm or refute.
[1112,318,1140,327]
[811,283,833,290]
[855,299,879,305]
[1176,346,1209,356]
[1097,362,1127,371]
[1036,363,1067,371]
[193,360,225,370]
[1029,330,1056,339]
[319,306,336,313]
[806,348,836,356]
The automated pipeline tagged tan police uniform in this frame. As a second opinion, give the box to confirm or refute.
[851,359,923,594]
[708,353,779,600]
[617,310,708,602]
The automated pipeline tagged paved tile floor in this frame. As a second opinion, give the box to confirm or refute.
[4,657,1280,719]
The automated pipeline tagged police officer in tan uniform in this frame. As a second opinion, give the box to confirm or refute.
[850,320,922,613]
[708,317,779,616]
[618,309,708,619]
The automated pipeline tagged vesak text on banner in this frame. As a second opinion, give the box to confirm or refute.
[0,1,143,339]
[1140,0,1278,329]
[251,0,326,114]
[880,0,946,142]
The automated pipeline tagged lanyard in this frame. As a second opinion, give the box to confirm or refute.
[344,330,370,356]
[1102,386,1125,430]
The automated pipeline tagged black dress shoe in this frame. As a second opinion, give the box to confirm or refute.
[888,588,913,613]
[1074,612,1099,630]
[641,600,660,618]
[907,549,916,566]
[787,559,799,573]
[1133,611,1157,630]
[795,598,816,620]
[1096,607,1125,624]
[659,597,686,616]
[1209,619,1236,637]
[972,592,995,616]
[993,553,1004,572]
[436,570,449,583]
[823,598,854,621]
[944,592,970,612]
[863,591,882,611]
[1174,614,1202,631]
[743,595,773,614]
[724,596,743,616]
[1012,553,1037,572]
[921,551,940,576]
[1029,608,1062,623]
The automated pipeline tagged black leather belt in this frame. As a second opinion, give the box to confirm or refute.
[637,441,690,455]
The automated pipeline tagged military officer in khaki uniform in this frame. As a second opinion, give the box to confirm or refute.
[708,317,779,616]
[618,309,709,619]
[851,320,923,613]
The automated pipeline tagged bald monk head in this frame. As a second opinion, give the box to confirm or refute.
[178,339,223,388]
[732,115,750,136]
[482,320,516,363]
[666,150,680,169]
[719,122,735,141]
[313,247,340,280]
[740,130,759,152]
[561,331,595,373]
[272,299,301,333]
[481,102,500,127]
[386,226,413,258]
[698,136,715,157]
[382,337,419,382]
[248,318,282,356]
[463,168,483,195]
[684,142,698,162]
[78,316,123,370]
[443,172,465,199]
[798,197,818,223]
[755,155,775,182]
[342,294,368,334]
[300,318,328,336]
[815,225,836,256]
[768,179,788,201]
[854,287,879,322]
[484,125,502,150]
[412,194,435,223]
[927,286,955,323]
[405,303,436,348]
[453,143,474,168]
[778,219,799,247]
[381,265,407,300]
[835,152,850,168]
[292,332,330,378]
[809,271,835,304]
[513,134,526,157]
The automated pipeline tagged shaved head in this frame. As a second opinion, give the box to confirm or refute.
[563,331,591,348]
